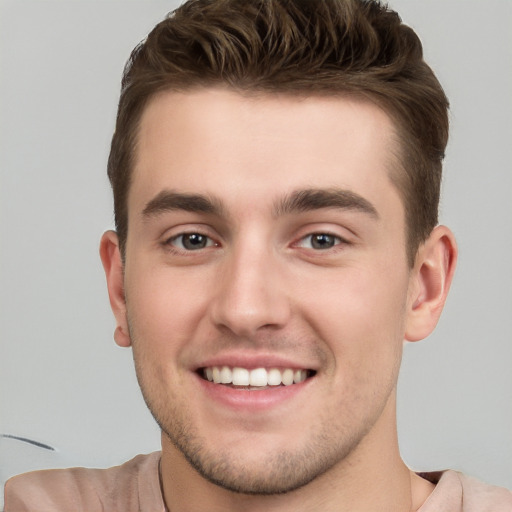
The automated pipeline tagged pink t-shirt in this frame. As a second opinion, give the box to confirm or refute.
[4,452,165,512]
[4,452,512,511]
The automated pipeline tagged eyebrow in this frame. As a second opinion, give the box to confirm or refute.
[273,188,379,219]
[142,190,225,218]
[141,187,378,220]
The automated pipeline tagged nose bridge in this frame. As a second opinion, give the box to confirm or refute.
[210,233,290,335]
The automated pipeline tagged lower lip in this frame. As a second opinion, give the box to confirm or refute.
[194,373,313,412]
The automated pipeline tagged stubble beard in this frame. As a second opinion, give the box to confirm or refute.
[143,384,367,495]
[127,316,402,496]
[159,410,362,495]
[132,357,395,496]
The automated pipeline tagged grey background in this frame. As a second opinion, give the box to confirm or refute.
[1,0,511,507]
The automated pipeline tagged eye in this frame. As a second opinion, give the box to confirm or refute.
[297,233,344,250]
[169,233,216,251]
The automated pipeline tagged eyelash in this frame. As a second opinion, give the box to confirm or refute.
[164,232,218,253]
[163,231,348,254]
[295,233,347,251]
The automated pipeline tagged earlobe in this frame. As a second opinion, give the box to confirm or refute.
[405,225,457,342]
[99,231,132,347]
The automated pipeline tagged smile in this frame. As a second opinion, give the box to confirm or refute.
[201,366,315,388]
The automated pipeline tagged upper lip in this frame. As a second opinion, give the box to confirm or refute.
[194,352,318,372]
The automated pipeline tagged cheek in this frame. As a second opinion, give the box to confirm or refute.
[125,264,212,346]
[296,265,409,366]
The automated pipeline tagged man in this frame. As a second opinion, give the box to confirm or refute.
[5,0,511,510]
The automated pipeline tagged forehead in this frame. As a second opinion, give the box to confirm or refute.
[130,88,401,218]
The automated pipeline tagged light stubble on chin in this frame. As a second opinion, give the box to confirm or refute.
[160,417,362,495]
[128,318,401,495]
[133,362,388,495]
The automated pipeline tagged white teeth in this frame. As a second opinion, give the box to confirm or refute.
[220,366,232,384]
[294,369,307,384]
[249,368,268,386]
[267,368,282,386]
[203,366,310,387]
[282,368,294,386]
[212,366,221,384]
[232,367,249,386]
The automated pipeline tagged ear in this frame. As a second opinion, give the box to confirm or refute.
[99,230,131,347]
[405,225,457,342]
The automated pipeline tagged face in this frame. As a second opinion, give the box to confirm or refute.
[113,89,418,493]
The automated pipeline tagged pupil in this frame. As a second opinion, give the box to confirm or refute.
[183,233,206,250]
[312,234,335,249]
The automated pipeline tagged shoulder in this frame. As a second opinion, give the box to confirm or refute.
[4,452,164,512]
[419,470,512,511]
[455,471,512,511]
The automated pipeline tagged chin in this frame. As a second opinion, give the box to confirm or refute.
[159,418,365,496]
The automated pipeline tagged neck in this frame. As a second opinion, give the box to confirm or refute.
[160,394,434,512]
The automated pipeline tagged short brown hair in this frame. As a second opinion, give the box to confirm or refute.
[108,0,449,265]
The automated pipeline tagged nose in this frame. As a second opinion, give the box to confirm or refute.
[209,242,291,338]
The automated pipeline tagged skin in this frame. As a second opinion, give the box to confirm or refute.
[100,88,457,511]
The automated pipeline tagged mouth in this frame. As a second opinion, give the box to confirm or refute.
[198,366,316,390]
